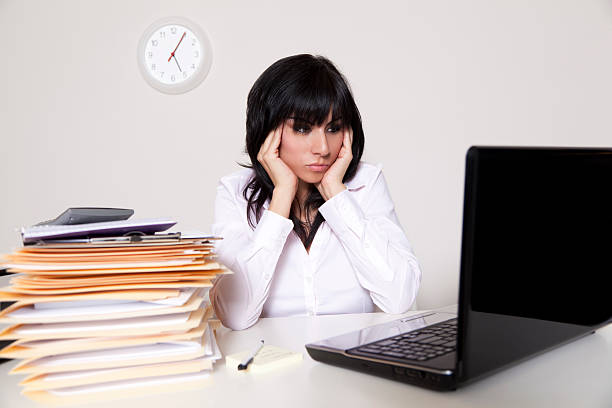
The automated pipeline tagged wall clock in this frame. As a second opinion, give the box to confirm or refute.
[137,17,213,94]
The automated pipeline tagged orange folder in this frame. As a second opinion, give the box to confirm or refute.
[0,307,205,341]
[0,288,208,324]
[6,262,223,276]
[0,288,181,304]
[0,306,213,359]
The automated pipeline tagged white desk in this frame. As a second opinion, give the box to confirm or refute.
[0,308,611,408]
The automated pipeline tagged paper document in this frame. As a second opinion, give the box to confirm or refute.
[0,289,206,323]
[21,218,177,243]
[32,287,197,309]
[0,308,213,359]
[0,308,205,340]
[1,219,225,405]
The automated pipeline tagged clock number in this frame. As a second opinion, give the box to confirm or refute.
[147,52,153,59]
[151,64,156,71]
[152,40,158,47]
[183,72,188,79]
[191,63,196,69]
[192,38,197,46]
[170,27,177,35]
[171,74,176,82]
[159,31,166,39]
[194,50,199,58]
[160,72,165,78]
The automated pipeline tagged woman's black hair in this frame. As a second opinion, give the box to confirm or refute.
[243,54,365,250]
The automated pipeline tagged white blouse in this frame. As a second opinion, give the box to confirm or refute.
[209,162,421,330]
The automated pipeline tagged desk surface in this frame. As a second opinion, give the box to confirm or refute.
[0,309,611,408]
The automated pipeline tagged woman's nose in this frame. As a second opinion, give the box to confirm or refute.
[311,129,330,156]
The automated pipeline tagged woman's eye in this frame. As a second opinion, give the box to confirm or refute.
[293,123,311,134]
[327,126,342,133]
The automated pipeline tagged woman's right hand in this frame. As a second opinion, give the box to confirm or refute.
[257,126,297,218]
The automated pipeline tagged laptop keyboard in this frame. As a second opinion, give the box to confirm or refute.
[350,318,457,362]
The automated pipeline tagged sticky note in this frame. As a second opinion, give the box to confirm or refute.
[225,345,302,373]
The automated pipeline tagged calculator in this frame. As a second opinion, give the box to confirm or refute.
[35,208,134,226]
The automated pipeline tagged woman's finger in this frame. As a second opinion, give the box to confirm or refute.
[260,128,275,157]
[343,127,353,147]
[343,129,353,160]
[342,129,349,149]
[265,127,283,159]
[270,124,283,154]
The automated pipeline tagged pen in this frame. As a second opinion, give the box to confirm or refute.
[90,232,182,243]
[237,339,265,371]
[34,233,183,245]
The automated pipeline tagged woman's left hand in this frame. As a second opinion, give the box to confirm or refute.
[315,127,353,201]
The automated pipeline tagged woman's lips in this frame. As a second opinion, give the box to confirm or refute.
[306,164,329,172]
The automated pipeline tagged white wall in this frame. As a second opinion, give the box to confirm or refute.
[1,0,611,310]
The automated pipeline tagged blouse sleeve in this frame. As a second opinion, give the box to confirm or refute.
[209,178,294,330]
[318,169,421,314]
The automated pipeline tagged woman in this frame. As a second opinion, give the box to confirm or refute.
[210,54,421,330]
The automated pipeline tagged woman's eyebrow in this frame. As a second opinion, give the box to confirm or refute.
[327,117,343,125]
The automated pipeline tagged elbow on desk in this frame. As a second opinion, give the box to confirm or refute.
[384,261,422,314]
[209,272,262,330]
[209,289,259,331]
[373,287,419,315]
[211,300,258,331]
[368,252,422,315]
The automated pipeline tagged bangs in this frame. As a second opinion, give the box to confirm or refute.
[277,66,353,126]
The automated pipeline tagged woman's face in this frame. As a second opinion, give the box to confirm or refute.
[278,111,345,184]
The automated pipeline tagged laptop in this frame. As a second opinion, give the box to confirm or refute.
[306,146,612,390]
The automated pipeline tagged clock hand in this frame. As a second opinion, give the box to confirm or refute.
[168,32,186,62]
[172,55,182,72]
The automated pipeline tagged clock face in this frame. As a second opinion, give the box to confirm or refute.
[144,25,201,85]
[137,17,213,94]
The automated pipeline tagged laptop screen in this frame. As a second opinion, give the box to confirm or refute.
[457,147,612,383]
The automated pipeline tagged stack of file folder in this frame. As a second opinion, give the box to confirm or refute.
[0,221,226,405]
